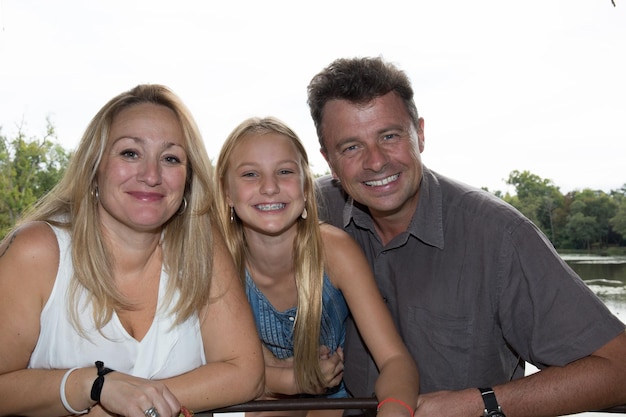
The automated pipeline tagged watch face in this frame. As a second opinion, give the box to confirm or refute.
[484,412,506,417]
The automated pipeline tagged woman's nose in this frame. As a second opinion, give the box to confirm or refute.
[137,159,162,185]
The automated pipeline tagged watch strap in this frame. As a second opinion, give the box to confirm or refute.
[478,387,505,417]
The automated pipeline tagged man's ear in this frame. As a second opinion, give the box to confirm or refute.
[417,117,425,153]
[320,148,337,178]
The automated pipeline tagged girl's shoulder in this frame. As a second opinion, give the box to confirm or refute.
[319,222,370,288]
[319,222,364,258]
[319,222,353,245]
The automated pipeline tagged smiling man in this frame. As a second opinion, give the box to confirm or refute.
[308,56,626,417]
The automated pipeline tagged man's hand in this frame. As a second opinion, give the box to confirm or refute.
[414,388,481,417]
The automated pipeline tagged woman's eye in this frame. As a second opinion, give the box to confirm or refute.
[279,169,294,175]
[121,150,138,158]
[164,155,182,164]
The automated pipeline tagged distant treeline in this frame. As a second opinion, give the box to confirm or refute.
[489,170,626,252]
[2,123,625,250]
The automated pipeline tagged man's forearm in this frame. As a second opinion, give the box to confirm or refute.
[416,332,626,417]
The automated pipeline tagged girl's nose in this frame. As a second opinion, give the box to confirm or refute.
[260,175,279,195]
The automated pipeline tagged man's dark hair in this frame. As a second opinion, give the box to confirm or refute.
[307,56,420,151]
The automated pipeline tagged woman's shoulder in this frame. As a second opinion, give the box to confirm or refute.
[2,220,59,254]
[0,221,60,286]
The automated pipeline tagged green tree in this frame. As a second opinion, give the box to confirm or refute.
[493,171,626,250]
[609,184,626,241]
[504,170,564,244]
[564,210,602,251]
[562,189,617,250]
[0,120,71,238]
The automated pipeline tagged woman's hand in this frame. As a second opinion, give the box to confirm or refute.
[99,372,181,417]
[84,404,115,417]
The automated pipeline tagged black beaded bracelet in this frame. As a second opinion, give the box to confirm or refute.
[90,361,115,402]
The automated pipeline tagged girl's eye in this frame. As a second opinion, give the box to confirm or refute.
[242,172,257,178]
[279,169,294,175]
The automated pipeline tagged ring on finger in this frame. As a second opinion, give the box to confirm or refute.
[144,406,160,417]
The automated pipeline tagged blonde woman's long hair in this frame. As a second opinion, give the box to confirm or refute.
[15,84,215,333]
[214,116,327,394]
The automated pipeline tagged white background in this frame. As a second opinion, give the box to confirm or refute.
[1,0,625,195]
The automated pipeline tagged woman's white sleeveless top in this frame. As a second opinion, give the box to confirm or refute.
[28,225,206,379]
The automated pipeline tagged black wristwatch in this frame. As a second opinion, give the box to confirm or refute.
[478,387,506,417]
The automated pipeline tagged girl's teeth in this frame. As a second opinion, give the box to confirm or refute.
[256,203,285,211]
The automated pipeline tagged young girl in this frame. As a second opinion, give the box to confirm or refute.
[214,117,419,417]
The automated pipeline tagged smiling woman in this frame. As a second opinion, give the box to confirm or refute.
[0,84,264,417]
[97,103,189,234]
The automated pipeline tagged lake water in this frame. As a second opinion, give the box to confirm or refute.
[538,254,626,416]
[561,254,626,325]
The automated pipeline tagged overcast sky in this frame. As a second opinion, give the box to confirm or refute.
[1,0,624,195]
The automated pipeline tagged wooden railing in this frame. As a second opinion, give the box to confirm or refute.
[212,398,377,413]
[199,398,626,415]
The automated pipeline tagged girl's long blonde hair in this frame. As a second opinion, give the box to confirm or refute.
[15,84,216,332]
[214,116,327,393]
